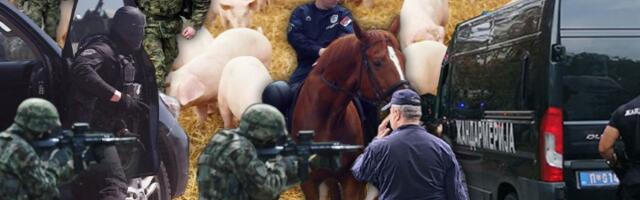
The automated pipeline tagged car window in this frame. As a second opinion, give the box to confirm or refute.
[0,20,37,61]
[66,0,123,56]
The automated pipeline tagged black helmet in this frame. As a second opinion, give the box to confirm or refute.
[262,81,292,114]
[111,6,145,51]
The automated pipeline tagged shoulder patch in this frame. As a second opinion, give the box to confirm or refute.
[80,49,98,56]
[330,14,339,23]
[340,16,352,27]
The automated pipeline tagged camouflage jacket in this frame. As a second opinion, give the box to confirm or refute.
[14,0,59,39]
[197,129,299,200]
[137,0,210,30]
[0,124,72,200]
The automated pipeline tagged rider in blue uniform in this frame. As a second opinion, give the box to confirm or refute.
[286,0,379,145]
[287,0,354,88]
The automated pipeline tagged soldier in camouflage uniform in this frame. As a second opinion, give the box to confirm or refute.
[135,0,211,89]
[13,0,59,39]
[197,104,301,200]
[0,98,74,200]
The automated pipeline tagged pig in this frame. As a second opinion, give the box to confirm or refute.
[204,0,221,26]
[166,28,272,122]
[350,0,374,8]
[218,0,259,29]
[257,0,271,11]
[172,27,216,69]
[403,40,447,95]
[56,0,73,47]
[218,56,272,128]
[398,0,449,48]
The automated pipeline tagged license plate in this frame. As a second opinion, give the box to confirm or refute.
[578,171,620,188]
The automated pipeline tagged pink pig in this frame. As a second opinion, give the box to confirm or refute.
[166,28,272,122]
[218,0,259,29]
[172,27,216,69]
[217,56,272,128]
[398,0,449,48]
[404,40,447,95]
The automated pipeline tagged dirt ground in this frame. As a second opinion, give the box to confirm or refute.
[176,0,510,199]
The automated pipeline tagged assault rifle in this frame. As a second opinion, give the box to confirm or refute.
[31,123,137,173]
[256,130,363,181]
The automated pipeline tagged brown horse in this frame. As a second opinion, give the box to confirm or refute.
[291,21,407,200]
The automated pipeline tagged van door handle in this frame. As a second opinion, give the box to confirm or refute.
[519,52,530,107]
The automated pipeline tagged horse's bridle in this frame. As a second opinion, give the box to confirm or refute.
[320,39,410,104]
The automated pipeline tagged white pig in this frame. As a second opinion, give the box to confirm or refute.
[218,0,259,29]
[166,28,272,122]
[398,0,449,48]
[348,0,374,8]
[205,0,221,26]
[218,56,272,128]
[257,0,271,11]
[172,27,215,69]
[404,40,447,95]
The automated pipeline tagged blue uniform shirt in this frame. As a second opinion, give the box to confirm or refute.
[352,124,469,200]
[287,3,354,85]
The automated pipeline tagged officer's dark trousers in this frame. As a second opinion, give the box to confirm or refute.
[60,146,127,200]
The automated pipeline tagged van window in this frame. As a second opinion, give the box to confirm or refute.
[561,38,640,120]
[449,53,488,119]
[561,0,640,29]
[483,47,526,111]
[491,0,542,44]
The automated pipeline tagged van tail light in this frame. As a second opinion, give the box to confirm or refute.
[540,107,564,182]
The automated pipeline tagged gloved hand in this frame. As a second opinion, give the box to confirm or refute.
[118,94,149,113]
[49,147,73,168]
[48,147,75,181]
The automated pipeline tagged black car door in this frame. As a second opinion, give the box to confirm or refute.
[0,1,64,130]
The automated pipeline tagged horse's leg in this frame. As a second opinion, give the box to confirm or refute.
[301,180,321,200]
[319,178,341,200]
[340,174,366,200]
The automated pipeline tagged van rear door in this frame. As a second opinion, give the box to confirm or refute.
[559,0,640,198]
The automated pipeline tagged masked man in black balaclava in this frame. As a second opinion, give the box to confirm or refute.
[62,6,148,200]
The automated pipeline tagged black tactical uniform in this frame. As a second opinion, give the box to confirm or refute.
[61,6,147,200]
[608,96,640,200]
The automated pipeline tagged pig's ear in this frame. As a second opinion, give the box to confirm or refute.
[389,15,400,37]
[248,0,258,10]
[177,73,205,106]
[219,3,233,11]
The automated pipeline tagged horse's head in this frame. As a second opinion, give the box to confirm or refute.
[353,21,409,103]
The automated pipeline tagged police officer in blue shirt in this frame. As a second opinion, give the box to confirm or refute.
[287,0,354,88]
[287,0,381,143]
[352,89,468,200]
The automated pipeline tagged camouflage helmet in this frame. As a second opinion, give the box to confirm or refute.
[238,104,287,146]
[14,98,61,133]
